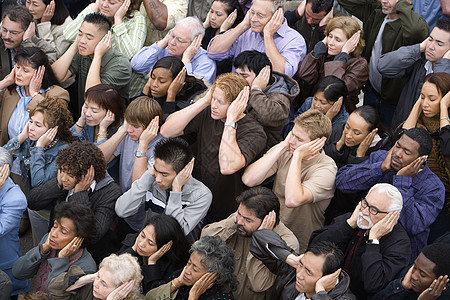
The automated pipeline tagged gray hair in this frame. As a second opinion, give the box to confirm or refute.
[176,17,205,41]
[0,147,12,175]
[367,183,403,212]
[190,236,238,293]
[257,0,286,13]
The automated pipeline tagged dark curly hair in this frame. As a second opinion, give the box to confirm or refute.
[29,97,74,143]
[56,141,107,183]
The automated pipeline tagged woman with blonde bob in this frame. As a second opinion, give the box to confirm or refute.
[48,253,144,299]
[297,16,369,112]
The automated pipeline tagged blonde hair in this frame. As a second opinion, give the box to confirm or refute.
[124,96,163,128]
[294,109,332,140]
[211,73,249,104]
[99,253,143,300]
[324,16,365,57]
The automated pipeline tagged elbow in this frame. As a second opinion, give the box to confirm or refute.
[159,125,179,138]
[284,196,299,208]
[153,20,167,31]
[241,171,254,187]
[220,165,238,176]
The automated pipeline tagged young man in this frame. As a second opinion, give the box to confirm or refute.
[52,13,131,113]
[243,109,337,253]
[115,138,212,241]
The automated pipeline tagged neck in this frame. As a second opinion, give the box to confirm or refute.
[387,13,398,20]
[305,291,316,298]
[25,86,30,96]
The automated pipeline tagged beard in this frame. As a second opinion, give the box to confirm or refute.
[357,212,373,230]
[236,224,252,237]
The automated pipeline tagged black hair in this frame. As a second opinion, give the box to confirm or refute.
[236,187,280,225]
[54,202,96,247]
[40,0,70,25]
[152,56,185,79]
[306,241,344,276]
[213,0,244,26]
[313,75,348,104]
[403,128,432,156]
[144,214,191,267]
[2,5,33,31]
[421,243,450,278]
[306,0,334,14]
[435,19,450,33]
[233,50,273,81]
[153,138,193,173]
[83,12,112,33]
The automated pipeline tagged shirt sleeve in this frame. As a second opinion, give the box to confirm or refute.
[63,4,95,42]
[130,43,166,73]
[111,11,147,60]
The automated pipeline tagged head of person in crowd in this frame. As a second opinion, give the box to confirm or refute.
[47,202,96,249]
[7,47,59,92]
[0,147,13,178]
[290,109,332,154]
[1,6,33,50]
[133,214,191,267]
[390,128,432,171]
[310,76,347,116]
[93,253,143,300]
[174,235,238,293]
[419,72,450,119]
[82,84,124,134]
[324,16,364,57]
[248,0,285,33]
[168,17,205,58]
[296,241,344,298]
[404,243,450,293]
[25,0,69,25]
[152,138,193,191]
[303,0,333,26]
[77,13,112,58]
[207,0,243,30]
[210,72,249,122]
[96,0,142,19]
[424,19,450,63]
[342,105,384,148]
[356,183,403,230]
[380,0,400,19]
[124,96,163,141]
[17,292,50,300]
[235,186,280,237]
[27,97,74,143]
[234,50,273,86]
[56,141,107,190]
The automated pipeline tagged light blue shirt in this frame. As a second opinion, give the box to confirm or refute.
[412,0,448,30]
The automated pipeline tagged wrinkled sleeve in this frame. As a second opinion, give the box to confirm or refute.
[111,12,147,59]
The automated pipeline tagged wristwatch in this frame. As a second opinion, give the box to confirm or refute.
[224,121,237,129]
[135,150,147,157]
[366,239,379,245]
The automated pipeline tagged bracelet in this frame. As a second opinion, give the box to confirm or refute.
[97,133,108,139]
[75,123,84,129]
[440,117,450,122]
[31,92,39,98]
[171,280,179,290]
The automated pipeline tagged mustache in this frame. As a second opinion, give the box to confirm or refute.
[3,38,14,43]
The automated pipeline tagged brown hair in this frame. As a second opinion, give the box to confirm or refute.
[125,96,163,128]
[125,0,143,18]
[325,16,365,57]
[294,109,332,140]
[423,72,450,97]
[210,72,249,104]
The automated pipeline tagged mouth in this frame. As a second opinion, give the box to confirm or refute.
[391,156,402,167]
[183,275,190,282]
[150,89,159,96]
[49,238,56,246]
[345,138,353,145]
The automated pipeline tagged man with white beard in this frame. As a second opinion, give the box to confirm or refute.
[309,183,412,299]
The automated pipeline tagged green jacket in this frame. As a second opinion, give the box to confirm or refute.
[338,0,429,106]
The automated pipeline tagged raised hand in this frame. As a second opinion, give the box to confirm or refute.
[99,110,115,132]
[148,241,173,264]
[336,127,346,151]
[189,273,218,300]
[23,22,36,41]
[346,202,361,229]
[114,0,130,25]
[418,275,449,300]
[94,31,111,58]
[18,122,30,144]
[220,9,237,32]
[263,8,283,36]
[226,86,249,122]
[107,280,135,300]
[296,0,306,17]
[42,233,52,254]
[203,11,211,28]
[258,210,276,231]
[74,165,95,193]
[401,265,414,290]
[41,0,55,23]
[381,147,394,172]
[396,155,427,177]
[182,35,202,64]
[0,164,9,191]
[325,96,343,121]
[172,158,194,192]
[29,65,45,96]
[420,36,429,52]
[91,0,101,12]
[157,30,172,49]
[66,273,98,291]
[0,66,16,89]
[167,67,186,101]
[318,7,334,27]
[444,49,450,60]
[294,137,327,161]
[139,116,159,147]
[341,30,360,54]
[282,131,292,152]
[36,126,58,147]
[251,65,270,91]
[58,236,84,258]
[240,10,251,30]
[315,269,340,293]
[369,211,400,240]
[356,128,377,157]
[440,91,450,111]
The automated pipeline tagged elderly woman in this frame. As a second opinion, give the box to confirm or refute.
[12,202,97,294]
[297,16,368,112]
[146,235,237,300]
[48,253,143,299]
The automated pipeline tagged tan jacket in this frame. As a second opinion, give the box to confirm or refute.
[201,213,299,300]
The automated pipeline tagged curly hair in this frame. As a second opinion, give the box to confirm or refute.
[29,97,74,143]
[210,72,249,104]
[324,16,365,57]
[56,141,107,183]
[99,253,143,300]
[190,236,238,294]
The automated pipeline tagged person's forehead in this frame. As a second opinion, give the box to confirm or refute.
[173,25,192,39]
[398,134,420,153]
[430,27,450,44]
[80,21,103,37]
[366,189,389,211]
[2,16,23,29]
[305,3,327,17]
[415,253,436,276]
[238,203,258,219]
[300,252,325,274]
[236,66,254,75]
[251,0,273,14]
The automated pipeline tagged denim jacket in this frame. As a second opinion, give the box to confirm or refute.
[70,124,108,145]
[2,137,67,188]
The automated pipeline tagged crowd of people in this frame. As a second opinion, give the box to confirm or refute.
[0,0,449,299]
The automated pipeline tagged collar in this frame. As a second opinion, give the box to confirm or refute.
[424,60,433,75]
[274,18,288,38]
[66,180,97,199]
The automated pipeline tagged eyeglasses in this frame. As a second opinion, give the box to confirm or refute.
[360,198,389,215]
[168,31,190,44]
[1,27,24,37]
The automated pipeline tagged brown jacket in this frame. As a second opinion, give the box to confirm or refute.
[201,213,299,300]
[0,85,69,146]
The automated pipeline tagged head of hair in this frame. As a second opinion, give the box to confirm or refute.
[9,47,59,91]
[0,147,13,175]
[153,138,193,173]
[144,214,191,266]
[402,127,433,156]
[190,236,238,293]
[2,5,33,31]
[214,0,244,24]
[152,56,185,80]
[367,183,403,212]
[29,97,74,143]
[435,19,450,33]
[99,253,143,299]
[84,84,124,134]
[352,105,382,133]
[421,243,450,278]
[211,72,249,104]
[233,50,273,78]
[313,75,348,104]
[124,0,143,18]
[17,292,50,300]
[423,73,450,98]
[40,0,70,25]
[236,186,280,225]
[83,13,112,34]
[306,241,344,276]
[54,202,95,246]
[306,0,333,14]
[176,17,205,40]
[264,0,286,13]
[324,16,364,57]
[294,109,332,140]
[56,141,107,183]
[125,96,163,128]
